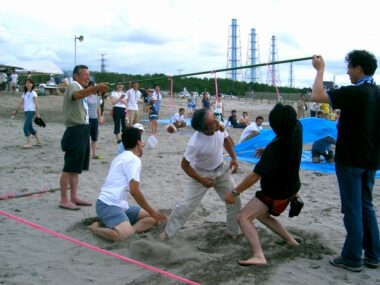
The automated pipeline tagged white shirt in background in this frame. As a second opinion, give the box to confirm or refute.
[127,88,141,110]
[239,122,263,143]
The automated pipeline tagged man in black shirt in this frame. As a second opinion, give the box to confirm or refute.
[312,50,380,272]
[226,110,245,128]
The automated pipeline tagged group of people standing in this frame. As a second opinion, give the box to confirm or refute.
[10,49,380,272]
[0,70,18,92]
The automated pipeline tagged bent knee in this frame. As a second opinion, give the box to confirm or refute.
[237,211,251,223]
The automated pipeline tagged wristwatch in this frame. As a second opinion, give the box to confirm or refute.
[232,190,240,197]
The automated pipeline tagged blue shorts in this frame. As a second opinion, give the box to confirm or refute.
[96,199,141,229]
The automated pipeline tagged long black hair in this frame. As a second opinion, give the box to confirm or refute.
[269,103,297,137]
[23,79,35,93]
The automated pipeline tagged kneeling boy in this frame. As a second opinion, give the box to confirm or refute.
[89,127,166,241]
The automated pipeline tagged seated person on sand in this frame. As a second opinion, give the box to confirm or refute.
[89,127,166,242]
[312,136,336,163]
[227,110,245,128]
[312,110,336,163]
[239,111,250,127]
[238,116,264,144]
[171,108,187,129]
[225,103,302,266]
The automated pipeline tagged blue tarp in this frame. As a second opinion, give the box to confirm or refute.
[141,118,192,125]
[234,117,380,178]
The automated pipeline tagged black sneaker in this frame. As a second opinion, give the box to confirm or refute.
[364,257,380,269]
[329,256,362,272]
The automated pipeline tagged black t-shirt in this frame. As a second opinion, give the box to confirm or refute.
[254,121,303,199]
[227,115,238,127]
[328,83,380,169]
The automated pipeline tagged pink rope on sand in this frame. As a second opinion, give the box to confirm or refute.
[0,210,201,285]
[0,192,16,200]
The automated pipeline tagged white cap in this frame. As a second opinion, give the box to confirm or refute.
[133,123,144,132]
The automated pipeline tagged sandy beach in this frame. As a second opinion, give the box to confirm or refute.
[1,92,380,285]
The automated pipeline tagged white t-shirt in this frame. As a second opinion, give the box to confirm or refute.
[0,73,7,83]
[239,122,263,143]
[152,91,162,101]
[98,151,141,210]
[127,88,141,110]
[171,112,184,123]
[184,130,228,170]
[22,91,37,111]
[111,91,127,108]
[214,101,223,114]
[11,73,18,83]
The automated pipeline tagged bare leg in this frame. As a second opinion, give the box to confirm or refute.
[24,136,32,148]
[133,209,158,233]
[91,141,97,157]
[60,172,70,204]
[68,173,79,201]
[133,217,157,233]
[34,133,41,145]
[258,214,299,246]
[153,120,158,135]
[237,198,269,265]
[88,222,121,241]
[89,221,134,242]
[68,173,91,205]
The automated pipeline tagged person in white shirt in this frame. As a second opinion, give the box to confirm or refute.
[89,127,167,242]
[10,71,18,92]
[126,81,141,127]
[111,82,127,143]
[12,79,41,148]
[152,83,162,114]
[160,109,241,240]
[171,108,187,129]
[238,116,264,144]
[1,72,8,91]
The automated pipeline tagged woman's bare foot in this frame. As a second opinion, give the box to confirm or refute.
[286,238,300,247]
[237,256,267,266]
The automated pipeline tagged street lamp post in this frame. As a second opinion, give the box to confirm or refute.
[74,35,84,66]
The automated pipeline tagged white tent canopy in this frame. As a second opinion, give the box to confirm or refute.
[5,60,63,75]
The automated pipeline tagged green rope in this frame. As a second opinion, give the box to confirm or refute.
[108,56,313,86]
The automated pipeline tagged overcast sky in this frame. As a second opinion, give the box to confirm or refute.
[1,0,380,88]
